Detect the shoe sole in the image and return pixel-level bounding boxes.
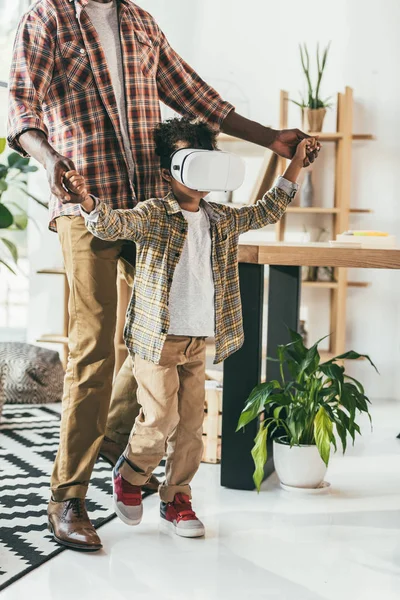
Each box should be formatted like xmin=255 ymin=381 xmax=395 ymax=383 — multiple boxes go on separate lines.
xmin=111 ymin=473 xmax=143 ymax=527
xmin=47 ymin=521 xmax=102 ymax=552
xmin=160 ymin=518 xmax=205 ymax=538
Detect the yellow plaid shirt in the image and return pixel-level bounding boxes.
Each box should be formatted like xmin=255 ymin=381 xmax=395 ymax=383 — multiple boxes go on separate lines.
xmin=85 ymin=187 xmax=291 ymax=364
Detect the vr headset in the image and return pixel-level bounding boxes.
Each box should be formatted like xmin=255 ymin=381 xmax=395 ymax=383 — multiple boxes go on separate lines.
xmin=170 ymin=148 xmax=245 ymax=192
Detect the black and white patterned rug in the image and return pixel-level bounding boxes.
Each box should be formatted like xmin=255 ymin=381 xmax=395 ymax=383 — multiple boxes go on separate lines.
xmin=0 ymin=404 xmax=165 ymax=592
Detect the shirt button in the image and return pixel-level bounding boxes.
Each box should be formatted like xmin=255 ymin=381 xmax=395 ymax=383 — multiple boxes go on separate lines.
xmin=80 ymin=48 xmax=86 ymax=55
xmin=175 ymin=252 xmax=179 ymax=258
xmin=181 ymin=229 xmax=185 ymax=234
xmin=161 ymin=328 xmax=167 ymax=334
xmin=168 ymin=277 xmax=173 ymax=283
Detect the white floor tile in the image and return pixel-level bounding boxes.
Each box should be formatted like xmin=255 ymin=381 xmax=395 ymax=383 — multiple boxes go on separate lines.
xmin=2 ymin=399 xmax=400 ymax=600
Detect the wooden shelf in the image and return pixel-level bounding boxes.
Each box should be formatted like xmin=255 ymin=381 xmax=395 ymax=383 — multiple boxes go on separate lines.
xmin=350 ymin=208 xmax=373 ymax=214
xmin=37 ymin=334 xmax=68 ymax=345
xmin=37 ymin=268 xmax=66 ymax=275
xmin=286 ymin=207 xmax=340 ymax=214
xmin=303 ymin=281 xmax=338 ymax=289
xmin=303 ymin=280 xmax=371 ymax=289
xmin=218 ymin=132 xmax=374 ymax=144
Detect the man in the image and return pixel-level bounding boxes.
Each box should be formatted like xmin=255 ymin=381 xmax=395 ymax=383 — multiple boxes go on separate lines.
xmin=8 ymin=0 xmax=319 ymax=552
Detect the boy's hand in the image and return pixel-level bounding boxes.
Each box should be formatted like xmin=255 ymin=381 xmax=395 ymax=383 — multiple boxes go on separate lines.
xmin=62 ymin=170 xmax=96 ymax=212
xmin=293 ymin=138 xmax=319 ymax=165
xmin=282 ymin=138 xmax=321 ymax=185
xmin=62 ymin=170 xmax=89 ymax=203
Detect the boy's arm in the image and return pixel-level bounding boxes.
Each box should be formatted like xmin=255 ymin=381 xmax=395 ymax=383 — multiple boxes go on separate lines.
xmin=63 ymin=171 xmax=150 ymax=243
xmin=83 ymin=200 xmax=150 ymax=243
xmin=230 ymin=138 xmax=315 ymax=235
xmin=230 ymin=179 xmax=297 ymax=236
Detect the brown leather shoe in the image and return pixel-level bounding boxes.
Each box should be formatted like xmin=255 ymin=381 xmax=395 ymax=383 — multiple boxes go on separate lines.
xmin=99 ymin=437 xmax=160 ymax=493
xmin=48 ymin=498 xmax=102 ymax=552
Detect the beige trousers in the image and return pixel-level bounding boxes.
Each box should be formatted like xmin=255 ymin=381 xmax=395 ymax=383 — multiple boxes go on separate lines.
xmin=51 ymin=216 xmax=139 ymax=501
xmin=119 ymin=336 xmax=206 ymax=503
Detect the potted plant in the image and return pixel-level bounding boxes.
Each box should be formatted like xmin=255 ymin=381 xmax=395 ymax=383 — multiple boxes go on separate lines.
xmin=237 ymin=329 xmax=376 ymax=491
xmin=291 ymin=42 xmax=332 ymax=132
xmin=0 ymin=138 xmax=46 ymax=273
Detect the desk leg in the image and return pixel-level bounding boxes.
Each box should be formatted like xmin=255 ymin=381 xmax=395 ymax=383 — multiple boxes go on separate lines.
xmin=221 ymin=263 xmax=264 ymax=490
xmin=264 ymin=265 xmax=301 ymax=477
xmin=266 ymin=265 xmax=301 ymax=379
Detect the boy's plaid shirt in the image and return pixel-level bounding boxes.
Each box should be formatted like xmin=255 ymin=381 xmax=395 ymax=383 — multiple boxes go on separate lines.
xmin=85 ymin=186 xmax=292 ymax=364
xmin=7 ymin=0 xmax=233 ymax=231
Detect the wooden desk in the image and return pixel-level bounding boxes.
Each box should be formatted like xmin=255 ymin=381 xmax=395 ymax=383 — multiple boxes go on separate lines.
xmin=221 ymin=242 xmax=400 ymax=490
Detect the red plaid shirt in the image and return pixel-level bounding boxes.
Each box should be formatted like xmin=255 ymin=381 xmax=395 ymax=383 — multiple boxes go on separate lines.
xmin=7 ymin=0 xmax=234 ymax=231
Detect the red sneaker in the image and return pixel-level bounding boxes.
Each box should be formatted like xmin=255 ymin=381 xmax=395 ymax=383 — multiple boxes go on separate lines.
xmin=112 ymin=468 xmax=143 ymax=526
xmin=160 ymin=493 xmax=205 ymax=538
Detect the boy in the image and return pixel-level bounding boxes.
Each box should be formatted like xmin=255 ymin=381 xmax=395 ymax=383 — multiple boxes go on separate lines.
xmin=64 ymin=118 xmax=317 ymax=538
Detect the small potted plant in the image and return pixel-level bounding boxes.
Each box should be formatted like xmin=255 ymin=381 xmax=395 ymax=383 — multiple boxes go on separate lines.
xmin=291 ymin=42 xmax=332 ymax=132
xmin=237 ymin=329 xmax=376 ymax=491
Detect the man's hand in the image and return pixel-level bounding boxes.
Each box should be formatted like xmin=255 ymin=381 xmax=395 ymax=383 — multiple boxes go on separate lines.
xmin=44 ymin=153 xmax=77 ymax=203
xmin=269 ymin=129 xmax=320 ymax=166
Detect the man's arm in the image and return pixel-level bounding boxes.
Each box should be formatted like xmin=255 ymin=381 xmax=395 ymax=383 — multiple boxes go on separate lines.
xmin=156 ymin=29 xmax=234 ymax=131
xmin=155 ymin=28 xmax=319 ymax=165
xmin=221 ymin=111 xmax=319 ymax=165
xmin=7 ymin=13 xmax=75 ymax=202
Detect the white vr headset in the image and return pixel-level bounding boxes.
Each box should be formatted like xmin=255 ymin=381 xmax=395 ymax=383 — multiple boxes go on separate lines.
xmin=170 ymin=148 xmax=246 ymax=192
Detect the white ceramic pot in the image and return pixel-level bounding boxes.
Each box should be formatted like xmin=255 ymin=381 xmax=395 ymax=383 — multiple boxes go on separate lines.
xmin=273 ymin=438 xmax=327 ymax=489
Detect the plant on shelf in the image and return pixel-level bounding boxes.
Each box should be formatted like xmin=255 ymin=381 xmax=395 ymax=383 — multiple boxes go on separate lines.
xmin=0 ymin=137 xmax=47 ymax=273
xmin=237 ymin=329 xmax=376 ymax=491
xmin=291 ymin=42 xmax=332 ymax=132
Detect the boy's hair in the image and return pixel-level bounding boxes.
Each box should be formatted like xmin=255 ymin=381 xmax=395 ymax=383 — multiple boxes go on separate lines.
xmin=153 ymin=117 xmax=218 ymax=170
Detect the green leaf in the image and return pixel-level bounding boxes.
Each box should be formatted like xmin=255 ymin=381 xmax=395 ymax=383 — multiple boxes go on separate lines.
xmin=0 ymin=237 xmax=18 ymax=263
xmin=0 ymin=180 xmax=8 ymax=192
xmin=8 ymin=153 xmax=29 ymax=169
xmin=236 ymin=381 xmax=281 ymax=431
xmin=335 ymin=419 xmax=347 ymax=453
xmin=0 ymin=138 xmax=6 ymax=154
xmin=330 ymin=350 xmax=378 ymax=373
xmin=0 ymin=257 xmax=16 ymax=274
xmin=251 ymin=421 xmax=269 ymax=492
xmin=320 ymin=362 xmax=344 ymax=382
xmin=314 ymin=406 xmax=332 ymax=466
xmin=0 ymin=204 xmax=14 ymax=229
xmin=12 ymin=213 xmax=28 ymax=230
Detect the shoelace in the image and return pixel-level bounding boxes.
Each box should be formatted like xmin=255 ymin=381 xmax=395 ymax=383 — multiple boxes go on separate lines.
xmin=64 ymin=498 xmax=84 ymax=520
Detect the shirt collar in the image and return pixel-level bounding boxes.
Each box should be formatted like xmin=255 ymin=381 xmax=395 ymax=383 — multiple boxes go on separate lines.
xmin=163 ymin=192 xmax=221 ymax=224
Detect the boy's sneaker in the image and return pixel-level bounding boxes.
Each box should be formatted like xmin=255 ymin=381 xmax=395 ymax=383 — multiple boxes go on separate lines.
xmin=112 ymin=468 xmax=143 ymax=526
xmin=160 ymin=493 xmax=205 ymax=538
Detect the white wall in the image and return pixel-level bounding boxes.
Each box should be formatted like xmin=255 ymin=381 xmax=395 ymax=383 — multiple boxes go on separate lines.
xmin=26 ymin=0 xmax=400 ymax=399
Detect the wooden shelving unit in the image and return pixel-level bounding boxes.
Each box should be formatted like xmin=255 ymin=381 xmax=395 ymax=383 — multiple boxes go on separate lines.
xmin=219 ymin=87 xmax=374 ymax=357
xmin=276 ymin=87 xmax=374 ymax=356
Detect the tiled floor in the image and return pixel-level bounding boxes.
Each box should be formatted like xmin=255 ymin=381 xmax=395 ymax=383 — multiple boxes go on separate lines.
xmin=3 ymin=399 xmax=400 ymax=600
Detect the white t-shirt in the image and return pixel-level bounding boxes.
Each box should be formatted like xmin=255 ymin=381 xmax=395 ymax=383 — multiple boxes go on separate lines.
xmin=85 ymin=0 xmax=136 ymax=181
xmin=168 ymin=207 xmax=215 ymax=337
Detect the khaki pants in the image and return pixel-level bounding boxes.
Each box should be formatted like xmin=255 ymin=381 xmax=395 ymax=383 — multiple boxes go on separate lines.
xmin=51 ymin=216 xmax=139 ymax=501
xmin=119 ymin=336 xmax=206 ymax=503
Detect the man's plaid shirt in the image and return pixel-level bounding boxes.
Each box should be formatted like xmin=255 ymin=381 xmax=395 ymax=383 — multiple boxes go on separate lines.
xmin=84 ymin=186 xmax=292 ymax=364
xmin=7 ymin=0 xmax=233 ymax=230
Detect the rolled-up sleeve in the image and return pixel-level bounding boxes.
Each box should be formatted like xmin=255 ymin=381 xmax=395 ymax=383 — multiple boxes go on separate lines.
xmin=156 ymin=28 xmax=234 ymax=130
xmin=7 ymin=13 xmax=54 ymax=156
